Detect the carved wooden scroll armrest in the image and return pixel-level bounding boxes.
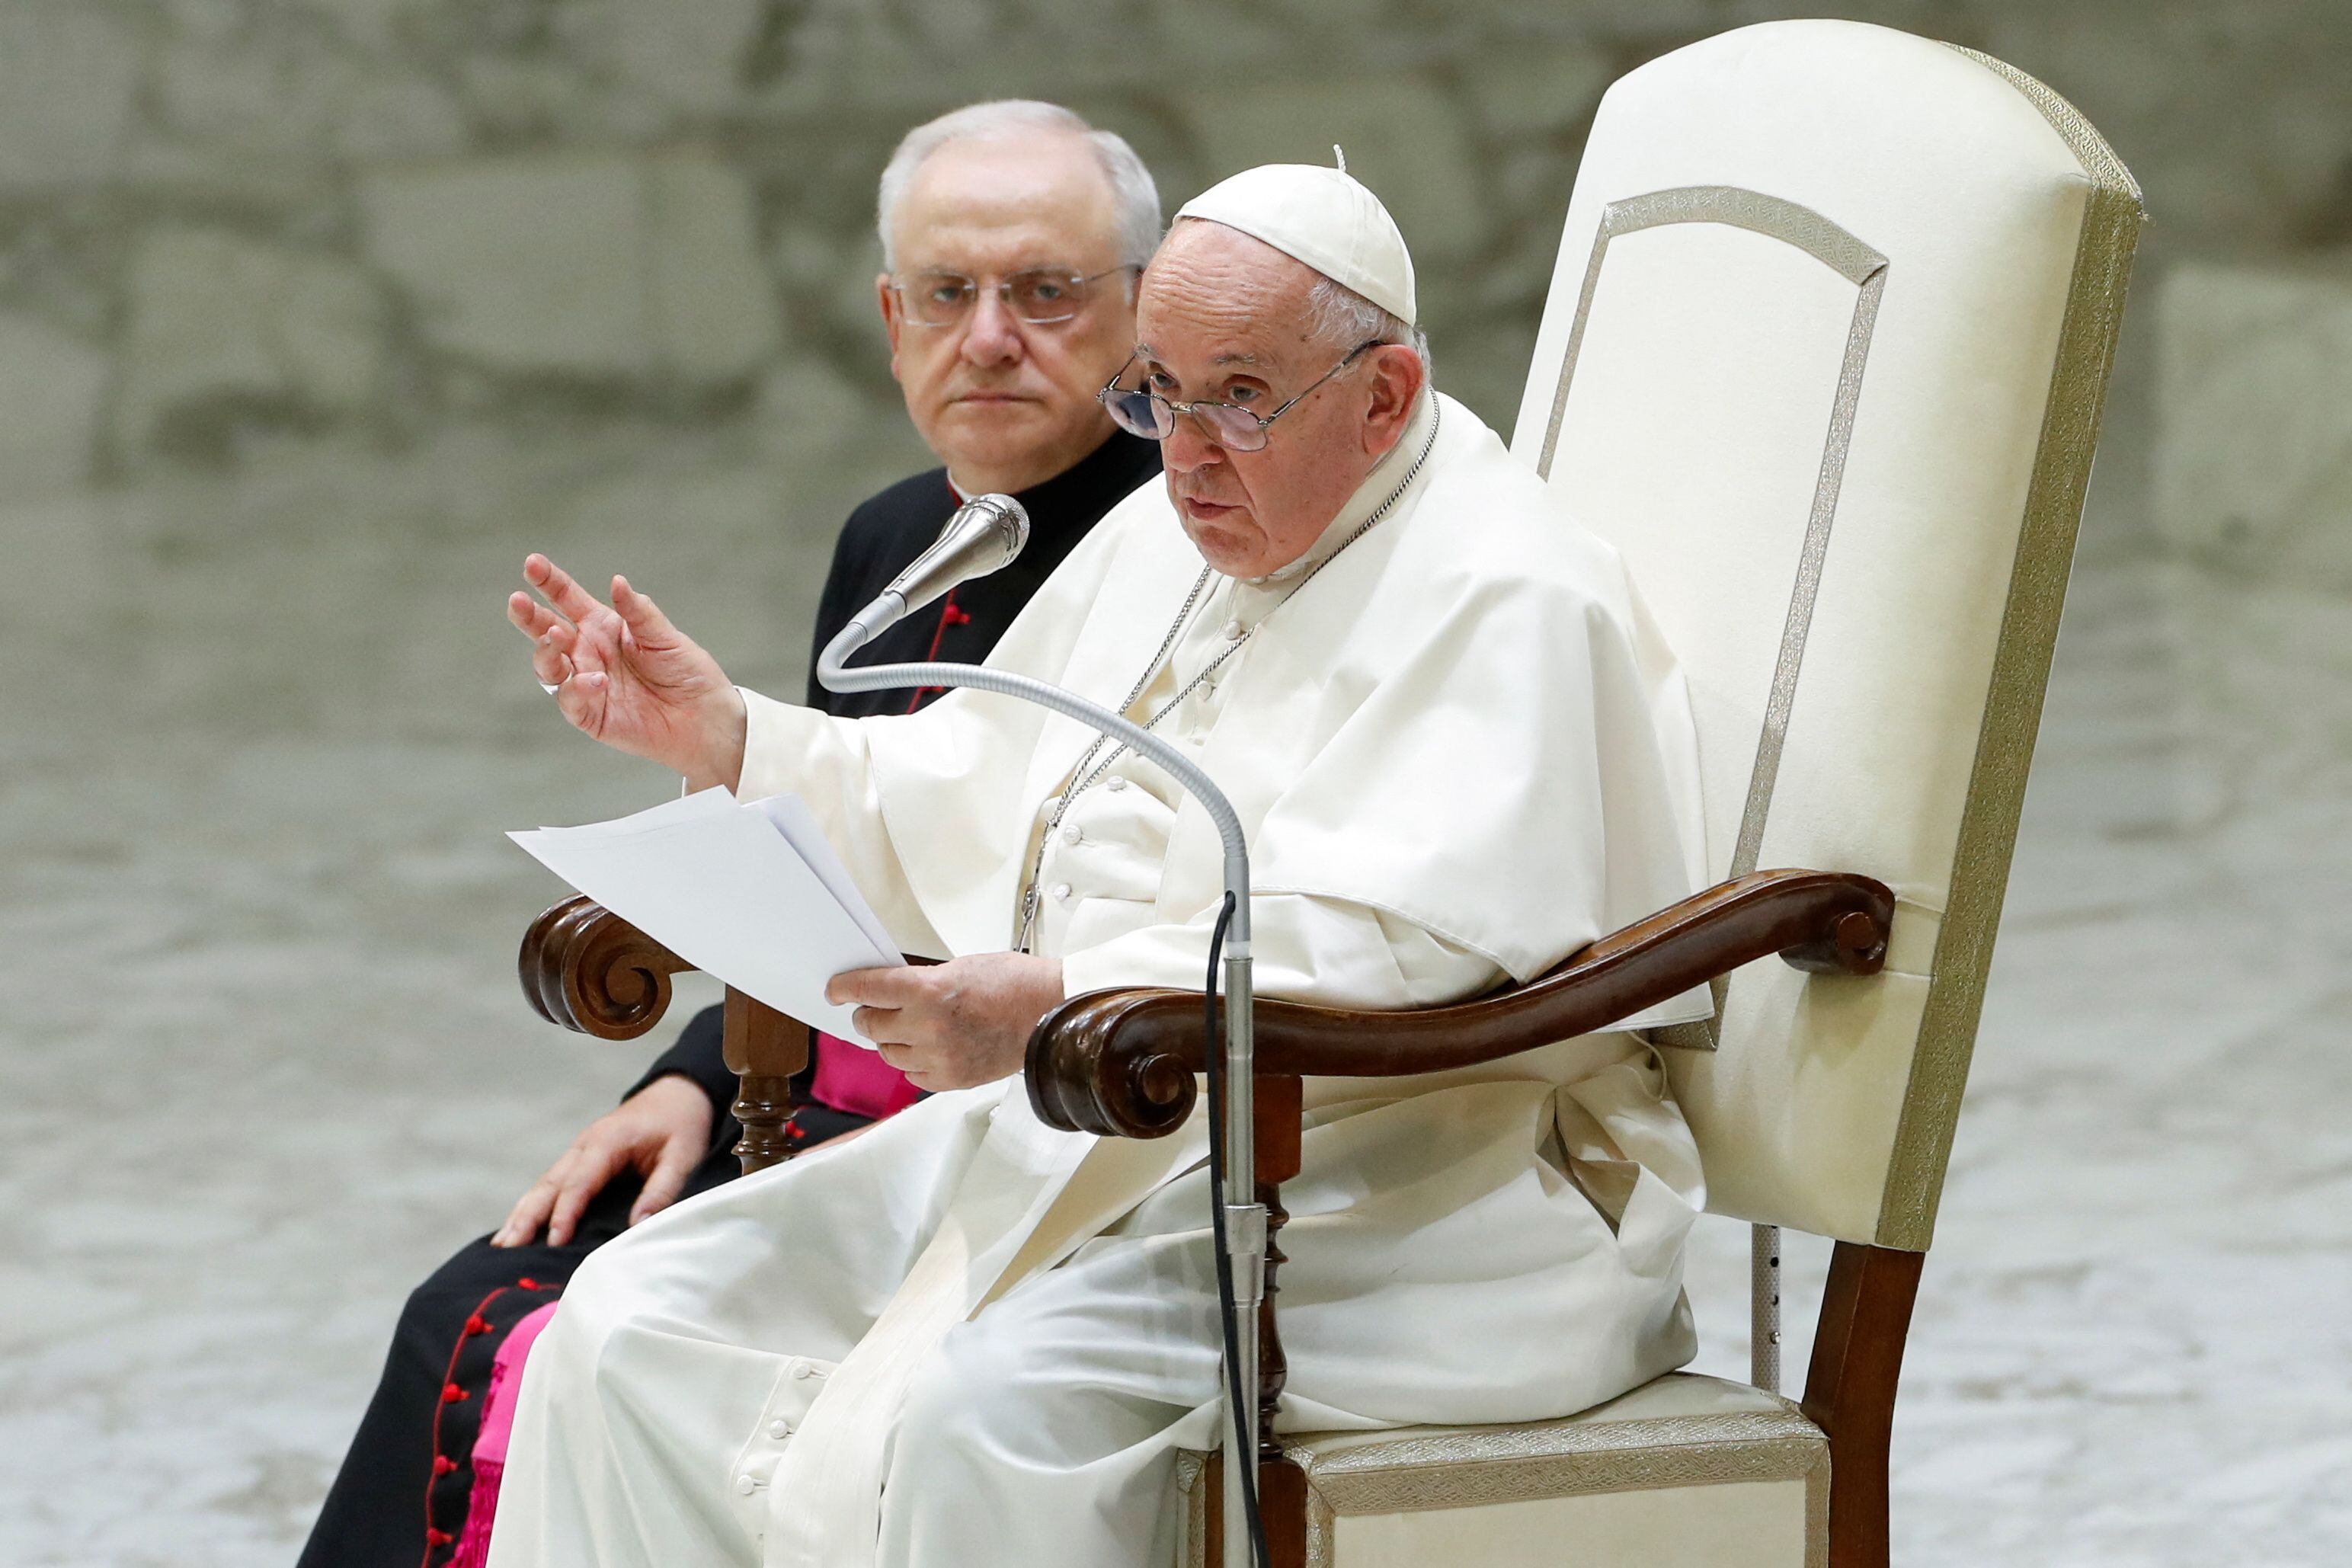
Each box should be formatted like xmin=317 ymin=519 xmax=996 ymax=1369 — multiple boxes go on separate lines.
xmin=519 ymin=893 xmax=698 ymax=1040
xmin=1026 ymin=867 xmax=1893 ymax=1139
xmin=517 ymin=894 xmax=809 ymax=1172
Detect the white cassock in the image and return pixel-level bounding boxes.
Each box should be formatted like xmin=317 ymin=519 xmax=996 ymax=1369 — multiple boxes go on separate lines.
xmin=487 ymin=389 xmax=1714 ymax=1568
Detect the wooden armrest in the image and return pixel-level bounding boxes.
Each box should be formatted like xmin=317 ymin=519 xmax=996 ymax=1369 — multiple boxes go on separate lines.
xmin=519 ymin=893 xmax=698 ymax=1040
xmin=519 ymin=895 xmax=811 ymax=1171
xmin=1026 ymin=868 xmax=1893 ymax=1139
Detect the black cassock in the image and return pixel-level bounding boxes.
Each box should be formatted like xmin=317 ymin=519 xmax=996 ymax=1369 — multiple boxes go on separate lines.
xmin=299 ymin=431 xmax=1161 ymax=1568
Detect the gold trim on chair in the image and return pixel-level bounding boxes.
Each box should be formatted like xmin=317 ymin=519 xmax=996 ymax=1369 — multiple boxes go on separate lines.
xmin=1534 ymin=185 xmax=1890 ymax=1052
xmin=1872 ymin=48 xmax=2149 ymax=1251
xmin=1294 ymin=1407 xmax=1826 ymax=1510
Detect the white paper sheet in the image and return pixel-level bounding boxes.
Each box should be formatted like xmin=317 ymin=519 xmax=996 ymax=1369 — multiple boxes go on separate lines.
xmin=747 ymin=792 xmax=903 ymax=962
xmin=510 ymin=789 xmax=903 ymax=1047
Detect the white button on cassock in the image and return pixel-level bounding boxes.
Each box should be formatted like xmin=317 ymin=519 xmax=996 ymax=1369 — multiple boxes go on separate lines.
xmin=1223 ymin=618 xmax=1244 ymax=641
xmin=1051 ymin=882 xmax=1073 ymax=901
xmin=1061 ymin=824 xmax=1082 ymax=846
xmin=735 ymin=1474 xmax=757 ymax=1496
xmin=769 ymin=1419 xmax=792 ymax=1439
xmin=1105 ymin=776 xmax=1128 ymax=792
xmin=791 ymin=1363 xmax=816 ymax=1381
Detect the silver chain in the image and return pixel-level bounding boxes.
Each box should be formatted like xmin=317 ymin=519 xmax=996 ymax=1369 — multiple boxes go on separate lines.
xmin=1016 ymin=402 xmax=1443 ymax=949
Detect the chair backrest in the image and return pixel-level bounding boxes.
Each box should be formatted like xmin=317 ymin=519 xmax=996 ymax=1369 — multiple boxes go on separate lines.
xmin=1511 ymin=21 xmax=2142 ymax=1250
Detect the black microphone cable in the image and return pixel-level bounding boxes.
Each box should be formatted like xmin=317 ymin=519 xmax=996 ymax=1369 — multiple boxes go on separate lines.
xmin=1203 ymin=891 xmax=1269 ymax=1568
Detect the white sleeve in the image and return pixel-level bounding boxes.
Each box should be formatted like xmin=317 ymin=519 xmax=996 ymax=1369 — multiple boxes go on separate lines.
xmin=1057 ymin=891 xmax=1502 ymax=1010
xmin=736 ymin=686 xmax=949 ymax=957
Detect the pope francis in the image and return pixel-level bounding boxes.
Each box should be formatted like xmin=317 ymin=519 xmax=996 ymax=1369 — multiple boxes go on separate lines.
xmin=493 ymin=163 xmax=1713 ymax=1568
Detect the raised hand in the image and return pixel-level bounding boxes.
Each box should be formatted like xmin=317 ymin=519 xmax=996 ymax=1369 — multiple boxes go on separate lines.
xmin=825 ymin=952 xmax=1067 ymax=1092
xmin=507 ymin=554 xmax=747 ymax=789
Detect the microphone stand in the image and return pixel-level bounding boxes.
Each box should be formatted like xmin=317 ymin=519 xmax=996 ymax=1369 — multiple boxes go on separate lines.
xmin=817 ymin=582 xmax=1267 ymax=1568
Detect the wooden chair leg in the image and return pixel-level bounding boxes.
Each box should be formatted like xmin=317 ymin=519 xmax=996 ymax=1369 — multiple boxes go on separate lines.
xmin=1205 ymin=1454 xmax=1310 ymax=1568
xmin=722 ymin=987 xmax=807 ymax=1174
xmin=1256 ymin=1075 xmax=1310 ymax=1567
xmin=1256 ymin=1457 xmax=1309 ymax=1568
xmin=1199 ymin=1073 xmax=1310 ymax=1567
xmin=1801 ymin=1241 xmax=1925 ymax=1568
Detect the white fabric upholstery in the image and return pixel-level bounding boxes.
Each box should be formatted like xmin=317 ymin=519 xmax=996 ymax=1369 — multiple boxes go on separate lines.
xmin=1328 ymin=1480 xmax=1812 ymax=1568
xmin=1179 ymin=1374 xmax=1826 ymax=1568
xmin=1508 ymin=20 xmax=2142 ymax=1246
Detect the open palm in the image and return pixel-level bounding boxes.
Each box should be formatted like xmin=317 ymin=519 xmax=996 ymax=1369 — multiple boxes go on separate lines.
xmin=507 ymin=554 xmax=744 ymax=786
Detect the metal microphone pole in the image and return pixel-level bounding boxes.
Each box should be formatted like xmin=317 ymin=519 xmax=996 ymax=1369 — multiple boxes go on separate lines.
xmin=814 ymin=501 xmax=1263 ymax=1568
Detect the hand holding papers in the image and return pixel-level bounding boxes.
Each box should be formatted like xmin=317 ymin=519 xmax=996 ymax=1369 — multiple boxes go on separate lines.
xmin=510 ymin=789 xmax=903 ymax=1047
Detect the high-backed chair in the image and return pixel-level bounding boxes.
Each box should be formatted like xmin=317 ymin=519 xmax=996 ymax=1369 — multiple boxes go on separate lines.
xmin=521 ymin=20 xmax=2142 ymax=1568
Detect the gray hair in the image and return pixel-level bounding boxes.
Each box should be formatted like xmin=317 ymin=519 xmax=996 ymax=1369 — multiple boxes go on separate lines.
xmin=1304 ymin=275 xmax=1434 ymax=379
xmin=876 ymin=101 xmax=1162 ymax=277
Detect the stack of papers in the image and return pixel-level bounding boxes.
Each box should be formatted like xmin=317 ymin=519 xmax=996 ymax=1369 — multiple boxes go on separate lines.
xmin=510 ymin=789 xmax=902 ymax=1047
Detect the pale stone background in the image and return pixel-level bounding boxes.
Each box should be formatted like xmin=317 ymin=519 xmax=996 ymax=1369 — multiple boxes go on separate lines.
xmin=1 ymin=2 xmax=2347 ymax=1564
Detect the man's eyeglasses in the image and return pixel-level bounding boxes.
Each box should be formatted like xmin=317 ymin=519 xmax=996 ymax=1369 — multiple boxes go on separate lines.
xmin=890 ymin=265 xmax=1138 ymax=328
xmin=1097 ymin=340 xmax=1382 ymax=453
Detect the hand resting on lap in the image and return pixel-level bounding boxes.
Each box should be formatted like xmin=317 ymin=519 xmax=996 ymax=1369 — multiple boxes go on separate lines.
xmin=493 ymin=1074 xmax=714 ymax=1247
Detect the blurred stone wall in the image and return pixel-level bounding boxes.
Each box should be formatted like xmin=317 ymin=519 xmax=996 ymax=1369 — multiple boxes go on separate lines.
xmin=0 ymin=1 xmax=2339 ymax=494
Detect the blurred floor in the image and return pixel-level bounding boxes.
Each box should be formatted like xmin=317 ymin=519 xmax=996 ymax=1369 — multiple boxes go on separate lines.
xmin=2 ymin=431 xmax=2348 ymax=1566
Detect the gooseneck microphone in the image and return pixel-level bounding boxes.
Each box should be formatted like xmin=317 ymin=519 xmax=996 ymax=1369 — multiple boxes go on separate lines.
xmin=844 ymin=491 xmax=1032 ymax=646
xmin=817 ymin=496 xmax=1270 ymax=1568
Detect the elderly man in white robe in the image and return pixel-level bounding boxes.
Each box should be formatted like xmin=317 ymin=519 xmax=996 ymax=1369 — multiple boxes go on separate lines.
xmin=491 ymin=162 xmax=1711 ymax=1568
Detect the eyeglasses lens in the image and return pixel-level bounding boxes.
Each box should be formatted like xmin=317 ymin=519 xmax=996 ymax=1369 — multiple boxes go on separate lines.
xmin=905 ymin=276 xmax=971 ymax=327
xmin=1004 ymin=270 xmax=1083 ymax=322
xmin=1102 ymin=389 xmax=1172 ymax=440
xmin=1194 ymin=404 xmax=1267 ymax=451
xmin=1098 ymin=388 xmax=1269 ymax=453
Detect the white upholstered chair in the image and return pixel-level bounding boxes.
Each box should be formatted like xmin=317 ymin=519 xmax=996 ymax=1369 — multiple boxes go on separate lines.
xmin=1154 ymin=19 xmax=2145 ymax=1567
xmin=521 ymin=19 xmax=2145 ymax=1568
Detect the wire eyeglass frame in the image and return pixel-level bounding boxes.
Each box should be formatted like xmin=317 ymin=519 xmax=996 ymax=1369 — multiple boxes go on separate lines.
xmin=1097 ymin=338 xmax=1385 ymax=453
xmin=890 ymin=264 xmax=1139 ymax=328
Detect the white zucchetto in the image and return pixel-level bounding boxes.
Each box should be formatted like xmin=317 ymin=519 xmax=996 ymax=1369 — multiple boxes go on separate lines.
xmin=1174 ymin=162 xmax=1418 ymax=327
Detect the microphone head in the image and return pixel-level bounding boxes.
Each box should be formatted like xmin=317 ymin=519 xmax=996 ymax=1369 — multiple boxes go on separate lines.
xmin=885 ymin=493 xmax=1029 ymax=616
